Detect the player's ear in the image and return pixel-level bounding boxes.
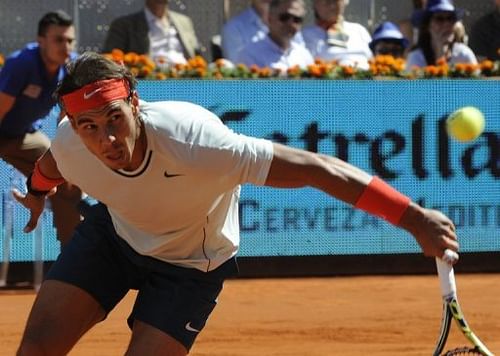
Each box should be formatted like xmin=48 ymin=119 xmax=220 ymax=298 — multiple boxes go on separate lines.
xmin=130 ymin=91 xmax=139 ymax=114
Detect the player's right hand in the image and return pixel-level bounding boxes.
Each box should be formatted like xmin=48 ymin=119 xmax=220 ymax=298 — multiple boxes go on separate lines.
xmin=11 ymin=188 xmax=55 ymax=233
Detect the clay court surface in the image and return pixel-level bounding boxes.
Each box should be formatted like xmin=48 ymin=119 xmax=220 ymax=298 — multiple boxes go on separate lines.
xmin=1 ymin=274 xmax=498 ymax=355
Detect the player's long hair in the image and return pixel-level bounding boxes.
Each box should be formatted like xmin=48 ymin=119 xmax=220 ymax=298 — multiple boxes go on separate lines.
xmin=54 ymin=51 xmax=137 ymax=107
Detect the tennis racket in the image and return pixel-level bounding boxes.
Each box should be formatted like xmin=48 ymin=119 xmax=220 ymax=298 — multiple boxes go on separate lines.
xmin=433 ymin=249 xmax=494 ymax=356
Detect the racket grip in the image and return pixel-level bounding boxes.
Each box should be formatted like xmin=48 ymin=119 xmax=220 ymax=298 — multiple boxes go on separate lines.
xmin=435 ymin=249 xmax=458 ymax=299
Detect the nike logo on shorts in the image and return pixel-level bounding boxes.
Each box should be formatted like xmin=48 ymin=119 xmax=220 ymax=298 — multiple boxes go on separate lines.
xmin=185 ymin=322 xmax=201 ymax=333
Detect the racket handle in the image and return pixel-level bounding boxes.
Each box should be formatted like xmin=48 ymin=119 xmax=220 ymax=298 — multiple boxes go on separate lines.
xmin=435 ymin=249 xmax=458 ymax=299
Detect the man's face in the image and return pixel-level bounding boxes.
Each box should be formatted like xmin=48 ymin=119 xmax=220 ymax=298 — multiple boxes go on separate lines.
xmin=38 ymin=25 xmax=75 ymax=66
xmin=269 ymin=0 xmax=305 ymax=42
xmin=69 ymin=95 xmax=143 ymax=171
xmin=314 ymin=0 xmax=346 ymax=22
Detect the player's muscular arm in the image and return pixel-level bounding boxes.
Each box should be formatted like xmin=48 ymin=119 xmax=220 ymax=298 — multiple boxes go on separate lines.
xmin=265 ymin=143 xmax=371 ymax=205
xmin=0 ymin=91 xmax=16 ymax=122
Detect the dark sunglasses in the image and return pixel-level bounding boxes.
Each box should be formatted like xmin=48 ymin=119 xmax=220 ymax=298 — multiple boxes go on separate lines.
xmin=278 ymin=13 xmax=304 ymax=24
xmin=432 ymin=14 xmax=457 ymax=23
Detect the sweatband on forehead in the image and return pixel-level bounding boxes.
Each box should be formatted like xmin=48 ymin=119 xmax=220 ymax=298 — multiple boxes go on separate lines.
xmin=61 ymin=78 xmax=130 ymax=116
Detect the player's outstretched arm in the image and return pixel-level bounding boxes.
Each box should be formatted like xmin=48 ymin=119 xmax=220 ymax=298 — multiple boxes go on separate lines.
xmin=265 ymin=143 xmax=458 ymax=258
xmin=12 ymin=149 xmax=65 ymax=233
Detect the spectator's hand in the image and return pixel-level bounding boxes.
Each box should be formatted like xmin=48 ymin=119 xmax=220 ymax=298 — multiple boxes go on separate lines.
xmin=399 ymin=203 xmax=458 ymax=259
xmin=11 ymin=188 xmax=55 ymax=233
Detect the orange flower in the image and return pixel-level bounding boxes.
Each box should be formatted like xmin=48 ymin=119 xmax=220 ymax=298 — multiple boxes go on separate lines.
xmin=123 ymin=52 xmax=139 ymax=66
xmin=342 ymin=66 xmax=355 ymax=76
xmin=139 ymin=65 xmax=153 ymax=78
xmin=307 ymin=64 xmax=322 ymax=77
xmin=188 ymin=55 xmax=207 ymax=69
xmin=258 ymin=67 xmax=272 ymax=77
xmin=480 ymin=60 xmax=494 ymax=71
xmin=0 ymin=54 xmax=4 ymax=67
xmin=287 ymin=65 xmax=301 ymax=77
xmin=250 ymin=64 xmax=260 ymax=74
xmin=110 ymin=48 xmax=124 ymax=62
xmin=138 ymin=55 xmax=155 ymax=69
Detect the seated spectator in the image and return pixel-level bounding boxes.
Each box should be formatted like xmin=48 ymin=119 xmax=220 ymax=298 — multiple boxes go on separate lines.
xmin=369 ymin=22 xmax=409 ymax=58
xmin=405 ymin=0 xmax=477 ymax=69
xmin=221 ymin=0 xmax=271 ymax=62
xmin=221 ymin=0 xmax=304 ymax=63
xmin=469 ymin=0 xmax=500 ymax=61
xmin=302 ymin=0 xmax=372 ymax=69
xmin=235 ymin=0 xmax=313 ymax=72
xmin=102 ymin=0 xmax=200 ymax=65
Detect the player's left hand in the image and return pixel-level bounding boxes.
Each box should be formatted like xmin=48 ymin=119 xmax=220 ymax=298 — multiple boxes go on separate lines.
xmin=399 ymin=203 xmax=458 ymax=260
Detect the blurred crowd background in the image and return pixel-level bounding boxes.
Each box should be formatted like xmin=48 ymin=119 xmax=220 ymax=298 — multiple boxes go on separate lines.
xmin=0 ymin=0 xmax=497 ymax=63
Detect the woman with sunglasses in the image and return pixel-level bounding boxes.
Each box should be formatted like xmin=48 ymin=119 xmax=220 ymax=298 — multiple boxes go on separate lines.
xmin=405 ymin=0 xmax=477 ymax=69
xmin=302 ymin=0 xmax=372 ymax=69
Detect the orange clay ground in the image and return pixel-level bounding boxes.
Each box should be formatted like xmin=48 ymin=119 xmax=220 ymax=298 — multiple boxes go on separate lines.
xmin=1 ymin=274 xmax=498 ymax=355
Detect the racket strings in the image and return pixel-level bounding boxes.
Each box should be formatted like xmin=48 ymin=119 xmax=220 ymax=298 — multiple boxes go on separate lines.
xmin=443 ymin=346 xmax=483 ymax=355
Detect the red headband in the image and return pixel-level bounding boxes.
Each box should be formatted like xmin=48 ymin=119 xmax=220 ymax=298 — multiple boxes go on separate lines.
xmin=61 ymin=78 xmax=130 ymax=116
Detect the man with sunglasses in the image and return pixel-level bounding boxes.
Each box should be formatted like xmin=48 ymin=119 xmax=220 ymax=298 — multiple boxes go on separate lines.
xmin=405 ymin=0 xmax=477 ymax=69
xmin=235 ymin=0 xmax=313 ymax=72
xmin=0 ymin=10 xmax=82 ymax=246
xmin=221 ymin=0 xmax=305 ymax=63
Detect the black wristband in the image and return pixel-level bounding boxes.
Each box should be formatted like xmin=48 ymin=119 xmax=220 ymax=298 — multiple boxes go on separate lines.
xmin=26 ymin=173 xmax=50 ymax=197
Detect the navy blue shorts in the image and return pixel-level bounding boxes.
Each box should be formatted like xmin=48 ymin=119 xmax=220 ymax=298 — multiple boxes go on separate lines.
xmin=45 ymin=203 xmax=238 ymax=350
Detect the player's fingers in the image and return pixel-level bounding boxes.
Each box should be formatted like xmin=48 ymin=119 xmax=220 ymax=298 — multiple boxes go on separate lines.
xmin=11 ymin=188 xmax=27 ymax=204
xmin=24 ymin=212 xmax=41 ymax=233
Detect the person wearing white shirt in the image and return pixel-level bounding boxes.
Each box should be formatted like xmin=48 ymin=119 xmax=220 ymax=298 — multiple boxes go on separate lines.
xmin=405 ymin=0 xmax=477 ymax=69
xmin=302 ymin=0 xmax=372 ymax=69
xmin=103 ymin=0 xmax=200 ymax=66
xmin=235 ymin=0 xmax=313 ymax=71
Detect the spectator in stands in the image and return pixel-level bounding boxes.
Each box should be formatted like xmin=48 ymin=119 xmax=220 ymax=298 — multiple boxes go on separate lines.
xmin=235 ymin=0 xmax=313 ymax=72
xmin=469 ymin=0 xmax=500 ymax=61
xmin=221 ymin=0 xmax=271 ymax=62
xmin=369 ymin=22 xmax=409 ymax=58
xmin=103 ymin=0 xmax=200 ymax=65
xmin=302 ymin=0 xmax=372 ymax=69
xmin=405 ymin=0 xmax=477 ymax=69
xmin=221 ymin=0 xmax=304 ymax=63
xmin=0 ymin=10 xmax=81 ymax=245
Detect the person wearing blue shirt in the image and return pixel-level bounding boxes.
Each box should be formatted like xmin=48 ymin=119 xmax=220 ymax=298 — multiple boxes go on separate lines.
xmin=235 ymin=0 xmax=313 ymax=71
xmin=0 ymin=10 xmax=81 ymax=245
xmin=222 ymin=0 xmax=305 ymax=63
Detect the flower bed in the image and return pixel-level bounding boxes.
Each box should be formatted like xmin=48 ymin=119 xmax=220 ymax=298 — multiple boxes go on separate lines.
xmin=1 ymin=50 xmax=499 ymax=79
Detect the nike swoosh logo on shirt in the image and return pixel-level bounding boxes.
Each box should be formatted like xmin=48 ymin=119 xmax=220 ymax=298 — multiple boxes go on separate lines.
xmin=185 ymin=322 xmax=201 ymax=333
xmin=164 ymin=170 xmax=183 ymax=178
xmin=83 ymin=88 xmax=102 ymax=99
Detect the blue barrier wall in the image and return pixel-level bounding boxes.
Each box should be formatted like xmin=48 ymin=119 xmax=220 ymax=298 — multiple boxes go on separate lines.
xmin=1 ymin=80 xmax=499 ymax=261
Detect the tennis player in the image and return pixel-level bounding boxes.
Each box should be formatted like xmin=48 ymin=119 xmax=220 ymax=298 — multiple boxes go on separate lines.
xmin=14 ymin=52 xmax=458 ymax=356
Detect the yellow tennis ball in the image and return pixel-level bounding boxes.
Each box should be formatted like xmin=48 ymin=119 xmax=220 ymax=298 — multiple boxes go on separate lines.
xmin=446 ymin=106 xmax=485 ymax=142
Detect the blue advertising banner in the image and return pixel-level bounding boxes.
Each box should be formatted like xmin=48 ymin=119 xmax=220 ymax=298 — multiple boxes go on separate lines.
xmin=1 ymin=80 xmax=499 ymax=261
